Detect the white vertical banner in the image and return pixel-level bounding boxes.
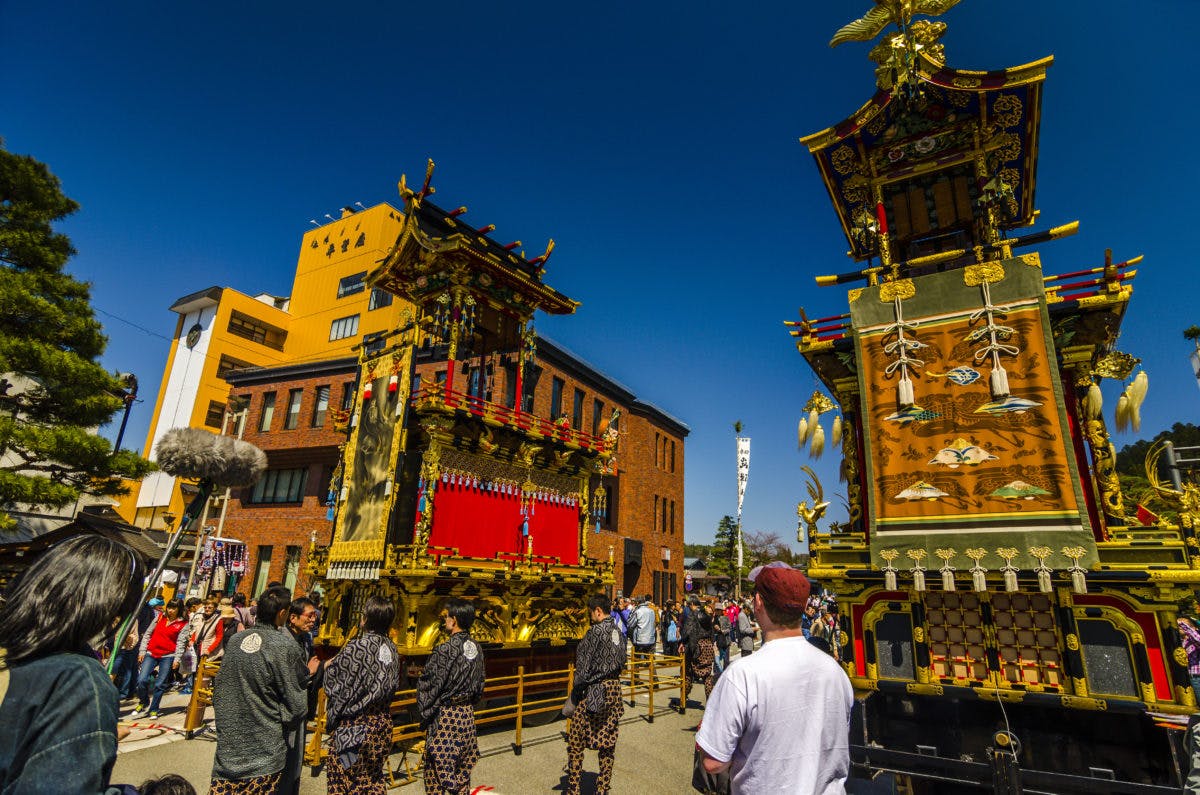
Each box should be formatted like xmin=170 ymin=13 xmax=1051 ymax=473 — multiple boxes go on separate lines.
xmin=736 ymin=437 xmax=751 ymax=515
xmin=736 ymin=436 xmax=750 ymax=577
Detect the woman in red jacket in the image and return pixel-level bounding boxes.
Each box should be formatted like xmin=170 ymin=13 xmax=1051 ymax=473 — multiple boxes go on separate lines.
xmin=132 ymin=598 xmax=188 ymax=719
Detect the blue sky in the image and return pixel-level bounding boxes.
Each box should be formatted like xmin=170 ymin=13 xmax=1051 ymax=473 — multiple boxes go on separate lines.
xmin=4 ymin=2 xmax=1196 ymax=547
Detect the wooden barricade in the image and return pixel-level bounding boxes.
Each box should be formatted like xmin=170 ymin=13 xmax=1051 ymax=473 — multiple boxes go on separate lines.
xmin=626 ymin=651 xmax=687 ymax=721
xmin=183 ymin=657 xmax=220 ymax=738
xmin=191 ymin=650 xmax=688 ymax=789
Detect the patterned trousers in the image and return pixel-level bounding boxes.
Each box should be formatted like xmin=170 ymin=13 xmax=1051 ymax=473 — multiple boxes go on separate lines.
xmin=209 ymin=772 xmax=282 ymax=794
xmin=327 ymin=707 xmax=392 ymax=795
xmin=695 ymin=639 xmax=717 ymax=701
xmin=565 ymin=679 xmax=622 ymax=795
xmin=423 ymin=704 xmax=479 ymax=795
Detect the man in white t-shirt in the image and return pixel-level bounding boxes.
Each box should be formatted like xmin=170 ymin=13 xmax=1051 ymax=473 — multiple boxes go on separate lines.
xmin=696 ymin=562 xmax=853 ymax=794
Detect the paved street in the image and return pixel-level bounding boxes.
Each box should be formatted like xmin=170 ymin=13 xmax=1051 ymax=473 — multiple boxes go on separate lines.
xmin=114 ymin=689 xmax=706 ymax=794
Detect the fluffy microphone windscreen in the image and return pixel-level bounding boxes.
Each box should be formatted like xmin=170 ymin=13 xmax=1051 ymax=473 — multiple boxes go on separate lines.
xmin=155 ymin=428 xmax=268 ymax=487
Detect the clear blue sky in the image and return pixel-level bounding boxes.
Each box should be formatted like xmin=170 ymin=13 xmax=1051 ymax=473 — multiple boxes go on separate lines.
xmin=4 ymin=2 xmax=1197 ymax=548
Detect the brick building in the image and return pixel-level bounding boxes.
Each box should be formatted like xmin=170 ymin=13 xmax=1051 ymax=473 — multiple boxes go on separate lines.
xmin=219 ymin=336 xmax=687 ymax=602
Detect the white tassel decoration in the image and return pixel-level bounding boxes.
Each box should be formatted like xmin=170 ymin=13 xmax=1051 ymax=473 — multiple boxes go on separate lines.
xmin=832 ymin=414 xmax=843 ymax=448
xmin=1003 ymin=568 xmax=1019 ymax=593
xmin=1083 ymin=382 xmax=1102 ymax=420
xmin=972 ymin=569 xmax=987 ymax=592
xmin=806 ymin=409 xmax=819 ymax=443
xmin=797 ymin=417 xmax=808 ymax=450
xmin=1127 ymin=371 xmax=1148 ymax=433
xmin=1070 ymin=568 xmax=1087 ymax=595
xmin=1115 ymin=391 xmax=1131 ymax=433
xmin=990 ymin=366 xmax=1010 ymax=399
xmin=811 ymin=423 xmax=826 ymax=459
xmin=898 ymin=378 xmax=915 ymax=407
xmin=912 ymin=568 xmax=926 ymax=592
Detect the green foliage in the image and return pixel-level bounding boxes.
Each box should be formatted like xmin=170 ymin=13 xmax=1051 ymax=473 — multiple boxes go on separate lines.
xmin=1117 ymin=474 xmax=1178 ymax=524
xmin=1184 ymin=326 xmax=1200 ymax=343
xmin=0 ymin=143 xmax=153 ymax=528
xmin=700 ymin=516 xmax=739 ymax=578
xmin=682 ymin=543 xmax=713 ymax=558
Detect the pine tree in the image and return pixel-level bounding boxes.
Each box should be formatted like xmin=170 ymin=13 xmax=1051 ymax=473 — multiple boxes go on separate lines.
xmin=0 ymin=143 xmax=153 ymax=531
xmin=707 ymin=515 xmax=743 ymax=580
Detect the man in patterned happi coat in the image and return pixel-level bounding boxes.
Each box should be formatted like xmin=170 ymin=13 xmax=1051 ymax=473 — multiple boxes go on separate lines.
xmin=565 ymin=593 xmax=627 ymax=795
xmin=417 ymin=598 xmax=486 ymax=794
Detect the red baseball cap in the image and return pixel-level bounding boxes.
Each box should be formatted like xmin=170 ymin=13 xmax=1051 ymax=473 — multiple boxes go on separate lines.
xmin=749 ymin=561 xmax=810 ymax=611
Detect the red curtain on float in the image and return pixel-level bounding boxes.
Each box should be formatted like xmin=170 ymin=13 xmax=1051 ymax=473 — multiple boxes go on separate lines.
xmin=426 ymin=478 xmax=580 ymax=565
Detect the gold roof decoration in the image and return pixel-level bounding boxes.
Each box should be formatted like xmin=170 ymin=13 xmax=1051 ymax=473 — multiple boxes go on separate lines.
xmin=831 ymin=0 xmax=965 ymax=90
xmin=1093 ymin=351 xmax=1142 ymax=381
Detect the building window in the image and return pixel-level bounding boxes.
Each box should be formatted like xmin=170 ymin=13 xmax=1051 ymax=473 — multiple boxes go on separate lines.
xmin=468 ymin=367 xmax=482 ymax=398
xmin=592 ymin=399 xmax=604 ymax=436
xmin=550 ymin=377 xmax=565 ymax=420
xmin=312 ymin=385 xmax=330 ymax=427
xmin=252 ymin=546 xmax=273 ymax=596
xmin=232 ymin=396 xmax=250 ymax=436
xmin=572 ymin=388 xmax=584 ymax=429
xmin=670 ymin=500 xmax=676 ymax=534
xmin=284 ymin=389 xmax=303 ymax=430
xmin=228 ymin=311 xmax=284 ymax=350
xmin=670 ymin=440 xmax=676 ymax=474
xmin=259 ymin=392 xmax=276 ymax=432
xmin=655 ymin=433 xmax=661 ymax=468
xmin=340 ymin=382 xmax=355 ymax=411
xmin=216 ymin=354 xmax=253 ymax=379
xmin=435 ymin=370 xmax=447 ymax=387
xmin=329 ymin=314 xmax=360 ymax=341
xmin=337 ymin=271 xmax=367 ymax=298
xmin=249 ymin=467 xmax=309 ymax=504
xmin=283 ymin=546 xmax=302 ymax=591
xmin=654 ymin=495 xmax=660 ymax=533
xmin=368 ymin=287 xmax=393 ymax=310
xmin=412 ymin=373 xmax=422 ymax=396
xmin=204 ymin=400 xmax=226 ymax=429
xmin=504 ymin=368 xmax=517 ymax=409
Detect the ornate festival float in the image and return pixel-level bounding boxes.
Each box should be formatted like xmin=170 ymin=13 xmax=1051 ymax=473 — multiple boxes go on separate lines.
xmin=787 ymin=3 xmax=1197 ymax=791
xmin=309 ymin=162 xmax=617 ymax=674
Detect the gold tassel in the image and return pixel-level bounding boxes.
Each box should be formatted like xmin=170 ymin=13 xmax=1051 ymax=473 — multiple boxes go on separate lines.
xmin=831 ymin=414 xmax=843 ymax=448
xmin=797 ymin=417 xmax=808 ymax=450
xmin=1082 ymin=382 xmax=1102 ymax=420
xmin=1115 ymin=391 xmax=1130 ymax=433
xmin=811 ymin=423 xmax=826 ymax=458
xmin=806 ymin=408 xmax=819 ymax=443
xmin=839 ymin=459 xmax=848 ymax=483
xmin=1127 ymin=371 xmax=1148 ymax=433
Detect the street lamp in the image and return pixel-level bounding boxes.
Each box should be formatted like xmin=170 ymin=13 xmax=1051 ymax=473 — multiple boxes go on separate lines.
xmin=112 ymin=373 xmax=139 ymax=455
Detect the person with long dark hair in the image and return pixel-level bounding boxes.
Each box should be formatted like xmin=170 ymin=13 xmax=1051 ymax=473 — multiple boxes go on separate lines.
xmin=693 ymin=602 xmax=717 ymax=701
xmin=323 ymin=595 xmax=402 ymax=795
xmin=0 ymin=535 xmax=145 ymax=793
